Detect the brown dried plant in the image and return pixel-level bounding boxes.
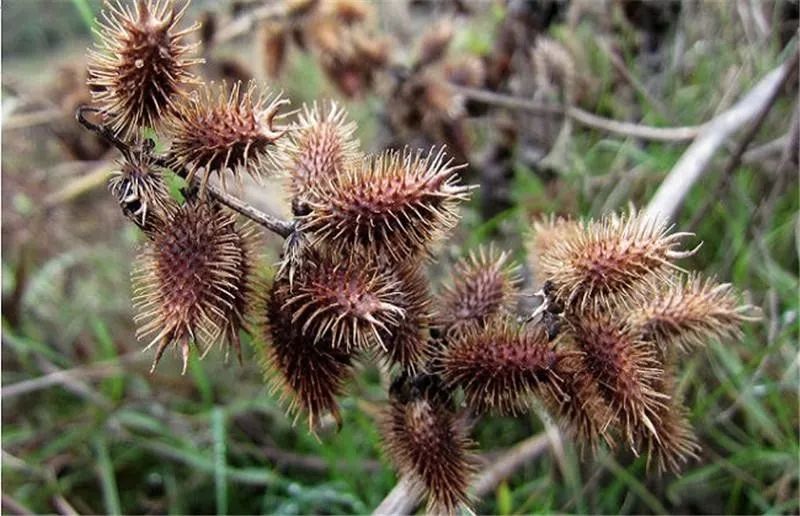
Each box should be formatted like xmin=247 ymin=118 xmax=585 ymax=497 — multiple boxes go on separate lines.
xmin=77 ymin=0 xmax=759 ymax=511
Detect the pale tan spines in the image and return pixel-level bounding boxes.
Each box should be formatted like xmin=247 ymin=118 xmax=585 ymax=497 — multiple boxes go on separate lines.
xmin=436 ymin=245 xmax=521 ymax=335
xmin=380 ymin=264 xmax=434 ymax=373
xmin=275 ymin=101 xmax=360 ymax=198
xmin=282 ymin=251 xmax=406 ymax=351
xmin=567 ymin=311 xmax=667 ymax=446
xmin=541 ymin=348 xmax=615 ymax=451
xmin=108 ymin=143 xmax=172 ymax=232
xmin=438 ymin=317 xmax=562 ymax=415
xmin=630 ymin=274 xmax=760 ymax=353
xmin=132 ymin=201 xmax=247 ymax=374
xmin=166 ymin=81 xmax=289 ymax=192
xmin=538 ymin=212 xmax=699 ymax=309
xmin=259 ymin=276 xmax=355 ymax=431
xmin=88 ymin=0 xmax=203 ymax=137
xmin=300 ymin=147 xmax=472 ymax=263
xmin=380 ymin=375 xmax=476 ymax=515
xmin=526 ymin=215 xmax=575 ymax=284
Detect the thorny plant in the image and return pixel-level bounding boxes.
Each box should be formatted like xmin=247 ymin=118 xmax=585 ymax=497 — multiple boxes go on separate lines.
xmin=77 ymin=1 xmax=760 ymax=513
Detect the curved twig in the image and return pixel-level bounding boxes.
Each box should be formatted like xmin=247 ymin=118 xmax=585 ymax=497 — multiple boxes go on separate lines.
xmin=74 ymin=106 xmax=295 ymax=238
xmin=454 ymin=86 xmax=704 ymax=142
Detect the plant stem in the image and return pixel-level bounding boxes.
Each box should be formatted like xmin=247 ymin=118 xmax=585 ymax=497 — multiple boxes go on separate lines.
xmin=75 ymin=106 xmax=295 ymax=239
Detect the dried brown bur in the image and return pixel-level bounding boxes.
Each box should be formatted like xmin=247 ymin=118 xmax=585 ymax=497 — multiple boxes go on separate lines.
xmin=566 ymin=310 xmax=667 ymax=448
xmin=540 ymin=349 xmax=615 ymax=451
xmin=108 ymin=141 xmax=172 ymax=232
xmin=132 ymin=201 xmax=252 ymax=373
xmin=633 ymin=373 xmax=700 ymax=474
xmin=275 ymin=101 xmax=360 ymax=198
xmin=630 ymin=274 xmax=760 ymax=353
xmin=538 ymin=213 xmax=700 ymax=309
xmin=166 ymin=81 xmax=289 ymax=192
xmin=301 ymin=147 xmax=472 ymax=263
xmin=438 ymin=317 xmax=563 ymax=415
xmin=381 ymin=374 xmax=476 ymax=515
xmin=88 ymin=0 xmax=202 ymax=137
xmin=260 ymin=275 xmax=355 ymax=431
xmin=282 ymin=250 xmax=406 ymax=351
xmin=379 ymin=264 xmax=434 ymax=373
xmin=436 ymin=245 xmax=521 ymax=335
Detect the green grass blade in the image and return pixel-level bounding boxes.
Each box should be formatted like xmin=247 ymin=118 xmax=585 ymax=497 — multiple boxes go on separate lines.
xmin=70 ymin=0 xmax=95 ymax=33
xmin=212 ymin=407 xmax=228 ymax=515
xmin=93 ymin=436 xmax=121 ymax=516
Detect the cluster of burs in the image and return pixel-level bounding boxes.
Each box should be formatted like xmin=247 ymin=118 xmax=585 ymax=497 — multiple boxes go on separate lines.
xmin=81 ymin=1 xmax=757 ymax=512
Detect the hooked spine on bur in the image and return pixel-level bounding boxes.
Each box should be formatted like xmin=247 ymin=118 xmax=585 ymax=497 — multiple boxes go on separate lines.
xmin=436 ymin=244 xmax=522 ymax=335
xmin=166 ymin=80 xmax=289 ymax=192
xmin=88 ymin=0 xmax=203 ymax=138
xmin=76 ymin=0 xmax=762 ymax=510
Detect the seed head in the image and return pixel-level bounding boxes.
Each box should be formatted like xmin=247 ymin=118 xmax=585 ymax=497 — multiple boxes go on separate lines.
xmin=436 ymin=245 xmax=521 ymax=335
xmin=88 ymin=0 xmax=202 ymax=138
xmin=275 ymin=101 xmax=360 ymax=198
xmin=631 ymin=274 xmax=760 ymax=353
xmin=132 ymin=201 xmax=248 ymax=374
xmin=219 ymin=222 xmax=261 ymax=364
xmin=640 ymin=400 xmax=699 ymax=474
xmin=108 ymin=141 xmax=172 ymax=233
xmin=540 ymin=348 xmax=614 ymax=451
xmin=526 ymin=215 xmax=575 ymax=283
xmin=166 ymin=81 xmax=289 ymax=192
xmin=438 ymin=317 xmax=561 ymax=415
xmin=538 ymin=212 xmax=699 ymax=309
xmin=301 ymin=147 xmax=472 ymax=262
xmin=260 ymin=276 xmax=355 ymax=430
xmin=380 ymin=265 xmax=434 ymax=373
xmin=567 ymin=311 xmax=667 ymax=445
xmin=282 ymin=250 xmax=406 ymax=350
xmin=381 ymin=374 xmax=476 ymax=515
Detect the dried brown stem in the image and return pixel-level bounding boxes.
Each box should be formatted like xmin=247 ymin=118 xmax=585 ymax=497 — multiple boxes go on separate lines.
xmin=454 ymin=86 xmax=704 ymax=142
xmin=75 ymin=105 xmax=295 ymax=239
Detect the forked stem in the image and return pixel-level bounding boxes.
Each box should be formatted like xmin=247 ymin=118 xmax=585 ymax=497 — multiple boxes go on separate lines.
xmin=75 ymin=105 xmax=294 ymax=238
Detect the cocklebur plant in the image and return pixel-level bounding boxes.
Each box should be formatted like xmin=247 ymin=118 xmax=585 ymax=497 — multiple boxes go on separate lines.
xmin=78 ymin=1 xmax=759 ymax=513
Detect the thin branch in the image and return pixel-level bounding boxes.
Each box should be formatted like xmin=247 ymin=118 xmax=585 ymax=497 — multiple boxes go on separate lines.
xmin=212 ymin=3 xmax=287 ymax=45
xmin=644 ymin=52 xmax=796 ymax=222
xmin=74 ymin=105 xmax=295 ymax=238
xmin=454 ymin=86 xmax=704 ymax=142
xmin=686 ymin=57 xmax=794 ymax=229
xmin=207 ymin=182 xmax=295 ymax=238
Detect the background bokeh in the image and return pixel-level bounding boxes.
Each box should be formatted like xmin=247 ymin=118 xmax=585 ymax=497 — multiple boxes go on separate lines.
xmin=2 ymin=0 xmax=798 ymax=514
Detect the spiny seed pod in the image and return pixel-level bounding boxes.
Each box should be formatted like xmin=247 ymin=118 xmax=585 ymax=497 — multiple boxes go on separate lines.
xmin=260 ymin=276 xmax=355 ymax=430
xmin=380 ymin=265 xmax=433 ymax=373
xmin=132 ymin=201 xmax=246 ymax=374
xmin=437 ymin=245 xmax=521 ymax=335
xmin=381 ymin=374 xmax=476 ymax=515
xmin=567 ymin=311 xmax=667 ymax=444
xmin=301 ymin=147 xmax=472 ymax=262
xmin=166 ymin=81 xmax=288 ymax=191
xmin=540 ymin=349 xmax=614 ymax=451
xmin=634 ymin=373 xmax=700 ymax=473
xmin=109 ymin=141 xmax=172 ymax=233
xmin=641 ymin=399 xmax=699 ymax=474
xmin=538 ymin=212 xmax=699 ymax=309
xmin=438 ymin=317 xmax=562 ymax=415
xmin=88 ymin=0 xmax=202 ymax=138
xmin=630 ymin=274 xmax=760 ymax=353
xmin=526 ymin=215 xmax=575 ymax=283
xmin=283 ymin=250 xmax=406 ymax=350
xmin=275 ymin=101 xmax=359 ymax=198
xmin=220 ymin=222 xmax=261 ymax=364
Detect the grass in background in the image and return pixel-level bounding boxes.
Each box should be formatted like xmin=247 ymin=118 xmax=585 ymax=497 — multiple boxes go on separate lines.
xmin=2 ymin=1 xmax=798 ymax=514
